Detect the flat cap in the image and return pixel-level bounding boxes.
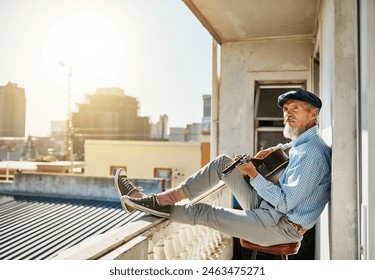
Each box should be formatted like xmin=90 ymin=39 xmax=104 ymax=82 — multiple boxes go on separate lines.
xmin=278 ymin=89 xmax=322 ymax=109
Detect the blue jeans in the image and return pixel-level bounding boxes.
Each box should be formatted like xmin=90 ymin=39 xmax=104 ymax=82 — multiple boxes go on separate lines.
xmin=170 ymin=154 xmax=303 ymax=246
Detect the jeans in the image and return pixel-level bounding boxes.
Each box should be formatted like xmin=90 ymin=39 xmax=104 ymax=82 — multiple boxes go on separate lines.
xmin=170 ymin=154 xmax=302 ymax=246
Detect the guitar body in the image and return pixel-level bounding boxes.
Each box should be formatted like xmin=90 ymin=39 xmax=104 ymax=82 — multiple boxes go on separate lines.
xmin=251 ymin=148 xmax=289 ymax=184
xmin=223 ymin=148 xmax=289 ymax=184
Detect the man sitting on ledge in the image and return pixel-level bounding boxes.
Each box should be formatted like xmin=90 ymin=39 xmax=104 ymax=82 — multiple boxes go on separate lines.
xmin=114 ymin=89 xmax=331 ymax=246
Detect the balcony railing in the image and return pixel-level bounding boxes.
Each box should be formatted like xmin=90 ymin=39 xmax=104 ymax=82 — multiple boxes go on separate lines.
xmin=53 ymin=182 xmax=232 ymax=260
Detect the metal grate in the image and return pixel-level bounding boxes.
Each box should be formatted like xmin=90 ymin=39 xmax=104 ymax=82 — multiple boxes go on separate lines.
xmin=0 ymin=193 xmax=143 ymax=260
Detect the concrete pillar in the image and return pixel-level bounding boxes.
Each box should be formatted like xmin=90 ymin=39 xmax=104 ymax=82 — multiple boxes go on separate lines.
xmin=330 ymin=0 xmax=359 ymax=259
xmin=359 ymin=0 xmax=375 ymax=260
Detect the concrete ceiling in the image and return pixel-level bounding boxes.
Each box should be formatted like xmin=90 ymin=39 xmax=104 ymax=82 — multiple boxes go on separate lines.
xmin=183 ymin=0 xmax=320 ymax=44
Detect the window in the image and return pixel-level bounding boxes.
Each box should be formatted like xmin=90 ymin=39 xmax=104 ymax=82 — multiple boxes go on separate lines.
xmin=109 ymin=165 xmax=127 ymax=176
xmin=154 ymin=168 xmax=172 ymax=191
xmin=254 ymin=83 xmax=305 ymax=152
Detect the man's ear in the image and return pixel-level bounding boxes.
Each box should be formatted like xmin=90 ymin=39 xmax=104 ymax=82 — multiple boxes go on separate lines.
xmin=311 ymin=108 xmax=319 ymax=121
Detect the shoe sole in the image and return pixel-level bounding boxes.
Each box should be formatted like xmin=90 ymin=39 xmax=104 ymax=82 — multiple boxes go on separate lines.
xmin=121 ymin=196 xmax=170 ymax=218
xmin=114 ymin=169 xmax=135 ymax=214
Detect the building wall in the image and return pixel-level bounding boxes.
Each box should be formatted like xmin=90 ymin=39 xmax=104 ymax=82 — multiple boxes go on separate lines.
xmin=359 ymin=0 xmax=375 ymax=260
xmin=214 ymin=0 xmax=373 ymax=260
xmin=316 ymin=0 xmax=335 ymax=260
xmin=0 ymin=82 xmax=26 ymax=137
xmin=73 ymin=90 xmax=150 ymax=141
xmin=0 ymin=173 xmax=164 ymax=201
xmin=302 ymin=0 xmax=373 ymax=260
xmin=169 ymin=127 xmax=185 ymax=141
xmin=216 ymin=35 xmax=328 ymax=257
xmin=218 ymin=38 xmax=314 ymax=156
xmin=71 ymin=88 xmax=151 ymax=160
xmin=319 ymin=0 xmax=358 ymax=260
xmin=84 ymin=140 xmax=205 ymax=188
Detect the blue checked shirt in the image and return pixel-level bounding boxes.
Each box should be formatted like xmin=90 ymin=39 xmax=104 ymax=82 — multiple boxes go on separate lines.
xmin=250 ymin=125 xmax=331 ymax=229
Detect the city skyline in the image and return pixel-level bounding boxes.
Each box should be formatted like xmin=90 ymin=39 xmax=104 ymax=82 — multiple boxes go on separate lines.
xmin=0 ymin=0 xmax=212 ymax=137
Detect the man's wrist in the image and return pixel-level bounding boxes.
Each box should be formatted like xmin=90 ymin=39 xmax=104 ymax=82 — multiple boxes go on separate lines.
xmin=248 ymin=170 xmax=259 ymax=180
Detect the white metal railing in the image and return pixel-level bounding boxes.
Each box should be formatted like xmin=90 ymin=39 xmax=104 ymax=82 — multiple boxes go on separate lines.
xmin=147 ymin=183 xmax=230 ymax=260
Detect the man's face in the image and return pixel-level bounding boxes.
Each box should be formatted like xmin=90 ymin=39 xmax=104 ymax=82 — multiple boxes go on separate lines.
xmin=282 ymin=99 xmax=318 ymax=139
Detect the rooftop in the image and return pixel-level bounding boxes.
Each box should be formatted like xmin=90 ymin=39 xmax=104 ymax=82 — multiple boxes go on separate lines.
xmin=0 ymin=172 xmax=164 ymax=260
xmin=0 ymin=192 xmax=145 ymax=260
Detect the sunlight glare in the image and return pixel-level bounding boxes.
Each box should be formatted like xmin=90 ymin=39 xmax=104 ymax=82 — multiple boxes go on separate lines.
xmin=42 ymin=11 xmax=141 ymax=103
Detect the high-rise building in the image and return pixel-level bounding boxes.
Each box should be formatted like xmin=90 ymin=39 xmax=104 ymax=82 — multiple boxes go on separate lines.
xmin=151 ymin=115 xmax=169 ymax=140
xmin=71 ymin=88 xmax=150 ymax=159
xmin=186 ymin=123 xmax=202 ymax=142
xmin=0 ymin=82 xmax=26 ymax=137
xmin=202 ymin=95 xmax=211 ymax=132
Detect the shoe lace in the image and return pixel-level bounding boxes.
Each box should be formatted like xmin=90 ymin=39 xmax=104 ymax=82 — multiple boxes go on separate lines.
xmin=121 ymin=177 xmax=143 ymax=194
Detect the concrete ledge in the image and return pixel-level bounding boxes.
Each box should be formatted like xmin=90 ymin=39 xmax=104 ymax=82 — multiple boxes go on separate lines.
xmin=0 ymin=173 xmax=165 ymax=201
xmin=99 ymin=235 xmax=149 ymax=260
xmin=52 ymin=215 xmax=167 ymax=260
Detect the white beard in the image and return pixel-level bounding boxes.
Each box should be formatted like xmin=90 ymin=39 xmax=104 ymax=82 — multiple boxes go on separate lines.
xmin=283 ymin=123 xmax=305 ymax=140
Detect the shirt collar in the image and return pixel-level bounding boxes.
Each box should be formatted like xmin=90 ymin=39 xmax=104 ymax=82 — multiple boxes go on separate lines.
xmin=291 ymin=125 xmax=319 ymax=147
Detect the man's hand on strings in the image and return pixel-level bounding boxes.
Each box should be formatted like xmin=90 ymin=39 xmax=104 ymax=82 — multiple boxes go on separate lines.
xmin=253 ymin=147 xmax=274 ymax=159
xmin=237 ymin=160 xmax=258 ymax=179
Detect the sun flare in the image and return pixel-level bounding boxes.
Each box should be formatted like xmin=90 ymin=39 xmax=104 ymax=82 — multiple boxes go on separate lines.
xmin=42 ymin=11 xmax=131 ymax=99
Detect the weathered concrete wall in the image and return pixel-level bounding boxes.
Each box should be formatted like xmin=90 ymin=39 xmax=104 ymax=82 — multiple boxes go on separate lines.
xmin=84 ymin=140 xmax=202 ymax=188
xmin=218 ymin=38 xmax=314 ymax=156
xmin=360 ymin=0 xmax=375 ymax=260
xmin=0 ymin=173 xmax=164 ymax=201
xmin=320 ymin=0 xmax=358 ymax=260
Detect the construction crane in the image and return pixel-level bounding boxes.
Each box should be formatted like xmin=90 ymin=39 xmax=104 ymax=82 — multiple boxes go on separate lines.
xmin=59 ymin=61 xmax=74 ymax=172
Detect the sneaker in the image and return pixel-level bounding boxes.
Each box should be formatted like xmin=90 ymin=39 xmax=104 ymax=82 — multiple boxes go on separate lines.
xmin=121 ymin=194 xmax=171 ymax=218
xmin=114 ymin=168 xmax=144 ymax=213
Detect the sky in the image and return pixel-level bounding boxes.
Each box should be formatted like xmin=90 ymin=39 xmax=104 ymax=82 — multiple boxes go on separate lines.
xmin=0 ymin=0 xmax=212 ymax=136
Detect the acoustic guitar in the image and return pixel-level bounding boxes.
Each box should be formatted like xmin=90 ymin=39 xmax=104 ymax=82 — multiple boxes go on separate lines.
xmin=222 ymin=148 xmax=289 ymax=184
